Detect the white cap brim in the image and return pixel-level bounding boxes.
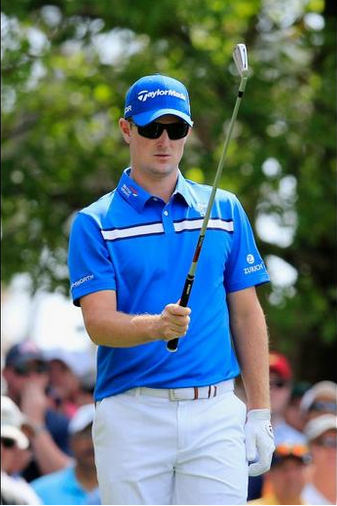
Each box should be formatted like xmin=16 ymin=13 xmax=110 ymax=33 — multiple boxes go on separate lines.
xmin=1 ymin=425 xmax=29 ymax=450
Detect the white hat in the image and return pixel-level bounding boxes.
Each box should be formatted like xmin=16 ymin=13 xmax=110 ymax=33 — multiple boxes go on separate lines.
xmin=1 ymin=396 xmax=29 ymax=450
xmin=300 ymin=381 xmax=337 ymax=413
xmin=304 ymin=414 xmax=337 ymax=441
xmin=68 ymin=404 xmax=95 ymax=435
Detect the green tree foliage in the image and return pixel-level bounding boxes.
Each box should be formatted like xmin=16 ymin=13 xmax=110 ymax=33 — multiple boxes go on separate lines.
xmin=2 ymin=0 xmax=336 ymax=379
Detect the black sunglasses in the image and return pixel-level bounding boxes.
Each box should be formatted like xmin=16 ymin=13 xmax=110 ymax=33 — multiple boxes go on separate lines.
xmin=1 ymin=437 xmax=16 ymax=448
xmin=309 ymin=401 xmax=337 ymax=413
xmin=130 ymin=120 xmax=189 ymax=140
xmin=14 ymin=361 xmax=48 ymax=376
xmin=270 ymin=379 xmax=289 ymax=389
xmin=314 ymin=436 xmax=337 ymax=448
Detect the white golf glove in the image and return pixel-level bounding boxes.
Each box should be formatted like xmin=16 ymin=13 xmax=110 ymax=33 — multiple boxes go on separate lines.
xmin=245 ymin=409 xmax=275 ymax=476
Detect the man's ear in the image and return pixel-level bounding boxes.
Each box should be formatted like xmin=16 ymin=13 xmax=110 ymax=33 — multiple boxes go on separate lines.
xmin=119 ymin=118 xmax=132 ymax=144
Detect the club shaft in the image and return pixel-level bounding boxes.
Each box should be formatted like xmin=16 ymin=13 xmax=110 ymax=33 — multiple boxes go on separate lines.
xmin=166 ymin=75 xmax=248 ymax=352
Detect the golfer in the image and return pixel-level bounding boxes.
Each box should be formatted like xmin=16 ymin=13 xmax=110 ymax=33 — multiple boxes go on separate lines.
xmin=68 ymin=74 xmax=275 ymax=505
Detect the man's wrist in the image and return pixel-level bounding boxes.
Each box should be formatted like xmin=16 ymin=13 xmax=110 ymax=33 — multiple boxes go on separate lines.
xmin=247 ymin=408 xmax=271 ymax=420
xmin=32 ymin=422 xmax=48 ymax=437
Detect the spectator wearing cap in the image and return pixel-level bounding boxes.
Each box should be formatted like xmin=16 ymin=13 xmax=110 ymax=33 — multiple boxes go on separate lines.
xmin=285 ymin=381 xmax=311 ymax=434
xmin=248 ymin=442 xmax=309 ymax=505
xmin=247 ymin=352 xmax=306 ymax=502
xmin=1 ymin=396 xmax=41 ymax=505
xmin=31 ymin=404 xmax=100 ymax=505
xmin=269 ymin=351 xmax=307 ymax=445
xmin=44 ymin=348 xmax=95 ymax=418
xmin=301 ymin=414 xmax=337 ymax=505
xmin=2 ymin=341 xmax=72 ymax=480
xmin=300 ymin=381 xmax=337 ymax=425
xmin=76 ymin=368 xmax=96 ymax=408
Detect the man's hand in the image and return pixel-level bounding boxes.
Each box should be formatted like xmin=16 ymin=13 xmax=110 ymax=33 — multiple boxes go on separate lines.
xmin=245 ymin=409 xmax=275 ymax=476
xmin=155 ymin=302 xmax=191 ymax=342
xmin=20 ymin=374 xmax=49 ymax=425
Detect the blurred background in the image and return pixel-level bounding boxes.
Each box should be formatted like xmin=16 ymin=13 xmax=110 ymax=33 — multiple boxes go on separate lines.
xmin=1 ymin=0 xmax=336 ymax=380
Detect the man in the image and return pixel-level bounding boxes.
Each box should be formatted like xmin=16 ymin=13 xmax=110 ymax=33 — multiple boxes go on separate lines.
xmin=301 ymin=414 xmax=337 ymax=505
xmin=44 ymin=347 xmax=96 ymax=417
xmin=300 ymin=380 xmax=337 ymax=423
xmin=1 ymin=396 xmax=41 ymax=505
xmin=68 ymin=74 xmax=275 ymax=505
xmin=2 ymin=341 xmax=72 ymax=479
xmin=269 ymin=351 xmax=307 ymax=445
xmin=31 ymin=404 xmax=100 ymax=505
xmin=285 ymin=381 xmax=311 ymax=433
xmin=248 ymin=353 xmax=307 ymax=501
xmin=248 ymin=443 xmax=309 ymax=505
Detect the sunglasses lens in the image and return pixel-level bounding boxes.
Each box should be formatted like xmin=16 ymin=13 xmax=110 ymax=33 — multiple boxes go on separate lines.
xmin=1 ymin=438 xmax=16 ymax=448
xmin=14 ymin=361 xmax=47 ymax=375
xmin=276 ymin=444 xmax=308 ymax=457
xmin=135 ymin=121 xmax=189 ymax=140
xmin=138 ymin=123 xmax=162 ymax=139
xmin=309 ymin=401 xmax=337 ymax=413
xmin=315 ymin=437 xmax=337 ymax=448
xmin=36 ymin=363 xmax=48 ymax=374
xmin=270 ymin=380 xmax=287 ymax=388
xmin=166 ymin=123 xmax=189 ymax=140
xmin=14 ymin=364 xmax=27 ymax=375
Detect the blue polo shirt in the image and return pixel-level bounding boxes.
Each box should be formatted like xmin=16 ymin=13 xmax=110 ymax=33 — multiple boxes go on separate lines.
xmin=31 ymin=466 xmax=100 ymax=505
xmin=68 ymin=168 xmax=269 ymax=400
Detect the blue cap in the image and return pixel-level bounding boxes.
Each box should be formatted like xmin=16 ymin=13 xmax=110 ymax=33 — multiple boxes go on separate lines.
xmin=124 ymin=74 xmax=193 ymax=127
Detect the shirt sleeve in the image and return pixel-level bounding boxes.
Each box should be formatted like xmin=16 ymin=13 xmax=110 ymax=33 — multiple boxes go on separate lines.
xmin=224 ymin=196 xmax=270 ymax=293
xmin=68 ymin=211 xmax=116 ymax=306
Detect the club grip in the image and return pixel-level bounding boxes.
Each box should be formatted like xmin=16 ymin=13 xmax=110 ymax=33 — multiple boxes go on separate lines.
xmin=166 ymin=275 xmax=194 ymax=352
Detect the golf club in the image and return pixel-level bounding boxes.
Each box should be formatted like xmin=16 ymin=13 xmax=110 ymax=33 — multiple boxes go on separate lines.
xmin=166 ymin=43 xmax=249 ymax=352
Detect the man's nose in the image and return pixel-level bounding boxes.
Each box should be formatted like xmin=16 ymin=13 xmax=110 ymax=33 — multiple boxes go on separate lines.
xmin=156 ymin=128 xmax=171 ymax=145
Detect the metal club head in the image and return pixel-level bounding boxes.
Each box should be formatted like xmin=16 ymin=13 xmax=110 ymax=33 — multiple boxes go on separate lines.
xmin=233 ymin=44 xmax=249 ymax=78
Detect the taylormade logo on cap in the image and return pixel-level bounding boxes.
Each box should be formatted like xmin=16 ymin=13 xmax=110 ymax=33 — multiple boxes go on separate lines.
xmin=124 ymin=74 xmax=193 ymax=127
xmin=137 ymin=89 xmax=186 ymax=103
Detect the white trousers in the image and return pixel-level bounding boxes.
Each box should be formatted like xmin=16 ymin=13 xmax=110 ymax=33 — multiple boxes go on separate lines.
xmin=92 ymin=383 xmax=248 ymax=505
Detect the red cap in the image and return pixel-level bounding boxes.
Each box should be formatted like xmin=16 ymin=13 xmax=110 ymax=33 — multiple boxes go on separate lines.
xmin=269 ymin=352 xmax=292 ymax=380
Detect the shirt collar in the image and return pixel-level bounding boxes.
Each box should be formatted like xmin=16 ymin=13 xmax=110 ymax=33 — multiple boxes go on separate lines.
xmin=117 ymin=168 xmax=152 ymax=212
xmin=117 ymin=168 xmax=194 ymax=212
xmin=172 ymin=170 xmax=194 ymax=207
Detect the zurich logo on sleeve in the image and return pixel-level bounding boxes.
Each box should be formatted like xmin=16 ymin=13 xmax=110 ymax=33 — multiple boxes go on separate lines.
xmin=246 ymin=254 xmax=255 ymax=264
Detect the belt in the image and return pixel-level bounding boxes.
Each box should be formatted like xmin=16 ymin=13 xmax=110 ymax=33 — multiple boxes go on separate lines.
xmin=125 ymin=380 xmax=234 ymax=401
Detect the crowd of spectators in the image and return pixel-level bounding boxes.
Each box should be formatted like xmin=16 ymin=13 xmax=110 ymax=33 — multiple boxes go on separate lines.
xmin=1 ymin=340 xmax=99 ymax=505
xmin=1 ymin=341 xmax=336 ymax=505
xmin=248 ymin=352 xmax=337 ymax=505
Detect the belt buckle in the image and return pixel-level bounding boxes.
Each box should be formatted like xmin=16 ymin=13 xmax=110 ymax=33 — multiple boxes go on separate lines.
xmin=169 ymin=388 xmax=194 ymax=401
xmin=168 ymin=389 xmax=180 ymax=401
xmin=168 ymin=386 xmax=217 ymax=401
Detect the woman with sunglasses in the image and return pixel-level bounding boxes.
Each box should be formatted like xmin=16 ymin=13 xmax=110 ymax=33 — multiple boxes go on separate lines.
xmin=68 ymin=74 xmax=274 ymax=505
xmin=1 ymin=396 xmax=42 ymax=505
xmin=301 ymin=414 xmax=337 ymax=505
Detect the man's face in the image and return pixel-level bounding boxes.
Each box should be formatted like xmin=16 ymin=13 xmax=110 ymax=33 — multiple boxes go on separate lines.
xmin=310 ymin=429 xmax=337 ymax=469
xmin=48 ymin=360 xmax=80 ymax=399
xmin=1 ymin=438 xmax=17 ymax=472
xmin=270 ymin=372 xmax=292 ymax=416
xmin=119 ymin=115 xmax=190 ymax=180
xmin=270 ymin=458 xmax=306 ymax=500
xmin=70 ymin=425 xmax=95 ymax=469
xmin=3 ymin=360 xmax=49 ymax=401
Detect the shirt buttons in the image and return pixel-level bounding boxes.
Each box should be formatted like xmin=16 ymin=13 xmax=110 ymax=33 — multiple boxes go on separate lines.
xmin=163 ymin=210 xmax=169 ymax=216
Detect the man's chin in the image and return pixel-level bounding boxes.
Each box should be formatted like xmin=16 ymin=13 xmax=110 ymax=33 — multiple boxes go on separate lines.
xmin=148 ymin=163 xmax=177 ymax=177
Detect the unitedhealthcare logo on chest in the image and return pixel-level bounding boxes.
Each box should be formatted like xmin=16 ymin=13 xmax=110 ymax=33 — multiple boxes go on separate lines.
xmin=137 ymin=89 xmax=186 ymax=102
xmin=121 ymin=183 xmax=138 ymax=198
